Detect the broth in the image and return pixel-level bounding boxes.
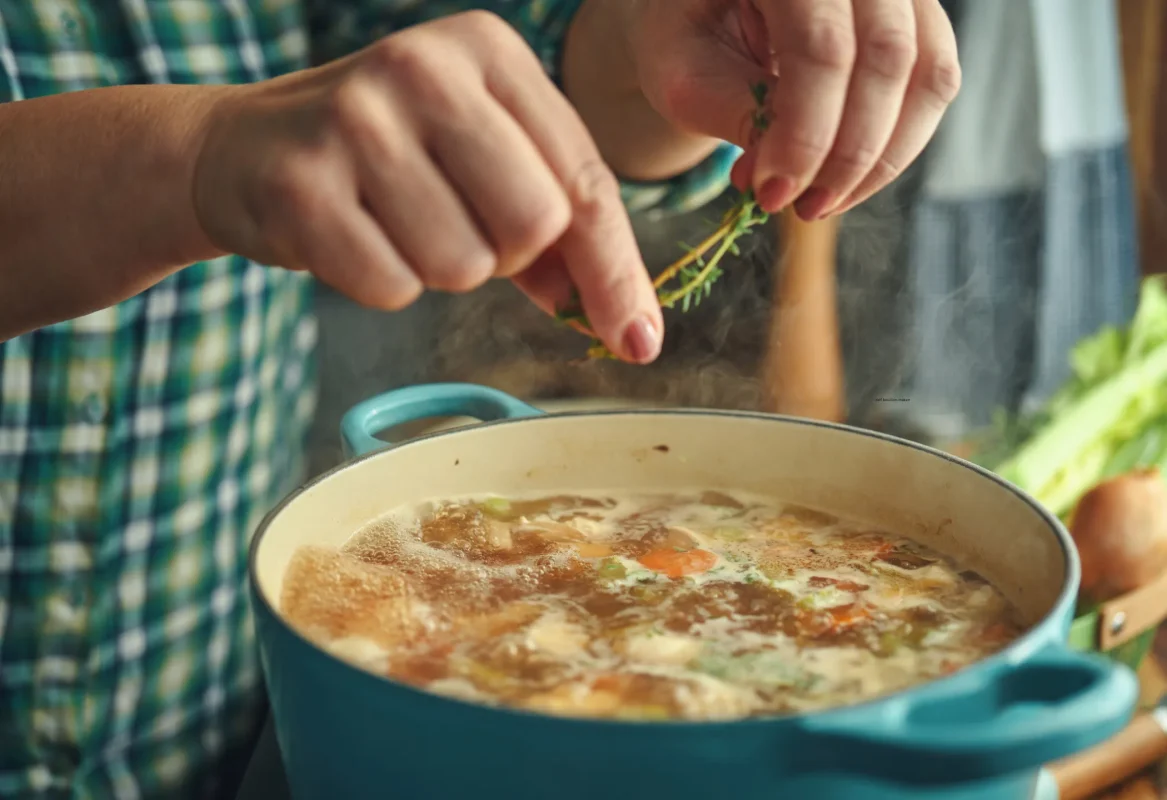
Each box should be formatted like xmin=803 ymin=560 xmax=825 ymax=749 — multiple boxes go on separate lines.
xmin=278 ymin=490 xmax=1026 ymax=721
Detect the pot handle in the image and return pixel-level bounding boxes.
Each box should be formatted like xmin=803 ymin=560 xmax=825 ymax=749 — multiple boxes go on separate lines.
xmin=801 ymin=644 xmax=1138 ymax=785
xmin=341 ymin=383 xmax=543 ymax=456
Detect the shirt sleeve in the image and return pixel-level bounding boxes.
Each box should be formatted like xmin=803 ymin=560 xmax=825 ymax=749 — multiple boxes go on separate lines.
xmin=306 ymin=0 xmax=735 ymax=217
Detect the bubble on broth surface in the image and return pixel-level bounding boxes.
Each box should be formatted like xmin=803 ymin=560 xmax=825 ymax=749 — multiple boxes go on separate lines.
xmin=279 ymin=490 xmax=1028 ymax=722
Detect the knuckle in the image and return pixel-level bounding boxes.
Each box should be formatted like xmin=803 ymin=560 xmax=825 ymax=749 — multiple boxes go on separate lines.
xmin=327 ymin=79 xmax=409 ymax=168
xmin=798 ymin=15 xmax=857 ymax=71
xmin=830 ymin=142 xmax=881 ymax=173
xmin=566 ymin=160 xmax=622 ymax=225
xmin=920 ymin=54 xmax=963 ymax=105
xmin=366 ymin=35 xmax=454 ymax=106
xmin=421 ymin=248 xmax=497 ymax=294
xmin=508 ymin=199 xmax=571 ymax=264
xmin=368 ymin=33 xmax=433 ymax=75
xmin=783 ymin=128 xmax=833 ymax=165
xmin=457 ymin=9 xmax=522 ymax=49
xmin=859 ymin=27 xmax=918 ymax=81
xmin=260 ymin=153 xmax=323 ymax=222
xmin=325 ymin=76 xmax=367 ymax=127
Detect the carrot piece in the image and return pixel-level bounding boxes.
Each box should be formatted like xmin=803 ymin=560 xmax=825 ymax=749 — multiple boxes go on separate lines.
xmin=826 ymin=603 xmax=870 ymax=628
xmin=795 ymin=603 xmax=872 ymax=637
xmin=638 ymin=548 xmax=718 ymax=578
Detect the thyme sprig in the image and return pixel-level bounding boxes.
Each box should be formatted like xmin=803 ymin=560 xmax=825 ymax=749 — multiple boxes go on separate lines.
xmin=555 ymin=81 xmax=773 ymax=361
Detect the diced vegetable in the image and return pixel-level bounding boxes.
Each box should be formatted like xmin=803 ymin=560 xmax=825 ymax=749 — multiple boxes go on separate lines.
xmin=875 ymin=631 xmax=903 ymax=657
xmin=485 ymin=519 xmax=513 ymax=550
xmin=598 ymin=557 xmax=628 ymax=580
xmin=638 ymin=548 xmax=718 ymax=578
xmin=479 ymin=496 xmax=514 ymax=520
xmin=797 ymin=586 xmax=850 ymax=610
xmin=690 ymin=649 xmax=814 ymax=690
xmin=795 ymin=603 xmax=872 ymax=637
xmin=709 ymin=526 xmax=747 ymax=542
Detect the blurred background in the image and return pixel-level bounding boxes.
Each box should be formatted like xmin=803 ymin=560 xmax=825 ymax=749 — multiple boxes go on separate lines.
xmin=304 ymin=0 xmax=1164 ymax=475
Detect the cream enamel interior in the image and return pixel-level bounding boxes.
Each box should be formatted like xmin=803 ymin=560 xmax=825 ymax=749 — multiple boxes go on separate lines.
xmin=254 ymin=413 xmax=1068 ymax=627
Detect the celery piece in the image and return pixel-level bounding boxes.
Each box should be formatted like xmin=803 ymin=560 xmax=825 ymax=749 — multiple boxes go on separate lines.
xmin=598 ymin=558 xmax=627 ymax=581
xmin=479 ymin=496 xmax=512 ymax=520
xmin=996 ymin=343 xmax=1167 ymax=516
xmin=709 ymin=526 xmax=746 ymax=542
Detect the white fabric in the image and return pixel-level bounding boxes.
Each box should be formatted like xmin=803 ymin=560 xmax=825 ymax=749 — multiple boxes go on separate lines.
xmin=923 ymin=0 xmax=1128 ymax=200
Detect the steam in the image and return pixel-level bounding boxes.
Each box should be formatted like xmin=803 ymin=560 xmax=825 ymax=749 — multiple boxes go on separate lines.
xmin=305 ymin=157 xmax=955 ymax=478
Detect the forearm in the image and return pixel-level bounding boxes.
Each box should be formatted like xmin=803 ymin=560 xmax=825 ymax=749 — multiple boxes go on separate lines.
xmin=563 ymin=0 xmax=719 ymax=183
xmin=0 ymin=85 xmax=228 ymax=340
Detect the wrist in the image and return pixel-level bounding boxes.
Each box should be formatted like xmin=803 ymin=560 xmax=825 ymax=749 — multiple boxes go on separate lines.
xmin=174 ymin=85 xmax=241 ymax=264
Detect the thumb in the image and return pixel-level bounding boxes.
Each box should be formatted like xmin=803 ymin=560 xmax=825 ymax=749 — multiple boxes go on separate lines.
xmin=639 ymin=2 xmax=774 ymax=148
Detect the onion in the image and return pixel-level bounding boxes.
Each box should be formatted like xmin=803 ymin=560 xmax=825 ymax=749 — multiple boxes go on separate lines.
xmin=485 ymin=518 xmax=513 ymax=550
xmin=1069 ymin=467 xmax=1167 ymax=602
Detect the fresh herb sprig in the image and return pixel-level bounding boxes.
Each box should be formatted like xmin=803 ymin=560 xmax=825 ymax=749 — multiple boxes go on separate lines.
xmin=555 ymin=82 xmax=774 ymax=361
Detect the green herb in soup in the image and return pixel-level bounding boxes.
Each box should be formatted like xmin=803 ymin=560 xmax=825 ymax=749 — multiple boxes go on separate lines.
xmin=279 ymin=490 xmax=1026 ymax=721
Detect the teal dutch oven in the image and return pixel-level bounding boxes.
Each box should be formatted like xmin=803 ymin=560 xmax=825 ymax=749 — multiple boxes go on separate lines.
xmin=248 ymin=383 xmax=1140 ymax=800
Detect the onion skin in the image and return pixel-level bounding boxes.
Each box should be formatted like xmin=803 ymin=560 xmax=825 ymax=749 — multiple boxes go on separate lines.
xmin=1069 ymin=467 xmax=1167 ymax=602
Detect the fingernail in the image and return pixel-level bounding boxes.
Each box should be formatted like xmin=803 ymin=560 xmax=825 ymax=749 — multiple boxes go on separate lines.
xmin=794 ymin=187 xmax=835 ymax=221
xmin=622 ymin=316 xmax=662 ymax=364
xmin=757 ymin=176 xmax=797 ymax=213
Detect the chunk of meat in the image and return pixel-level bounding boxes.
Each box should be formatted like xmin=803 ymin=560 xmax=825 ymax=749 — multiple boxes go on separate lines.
xmin=878 ymin=548 xmax=935 ymax=570
xmin=808 ymin=576 xmax=869 ymax=592
xmin=619 ymin=630 xmax=702 ymax=666
xmin=514 ymin=520 xmax=586 ymax=543
xmin=665 ymin=581 xmax=796 ymax=635
xmin=524 ymin=613 xmax=590 ymax=658
xmin=419 ymin=504 xmax=519 ymax=562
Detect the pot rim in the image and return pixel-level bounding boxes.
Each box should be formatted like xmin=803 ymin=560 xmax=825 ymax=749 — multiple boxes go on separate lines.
xmin=248 ymin=408 xmax=1079 ymax=730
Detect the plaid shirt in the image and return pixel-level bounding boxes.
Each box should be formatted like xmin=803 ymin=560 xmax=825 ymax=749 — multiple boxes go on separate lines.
xmin=0 ymin=2 xmax=734 ymax=797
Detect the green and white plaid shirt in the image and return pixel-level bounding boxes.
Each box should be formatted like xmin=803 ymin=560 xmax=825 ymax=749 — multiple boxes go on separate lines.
xmin=0 ymin=1 xmax=734 ymax=797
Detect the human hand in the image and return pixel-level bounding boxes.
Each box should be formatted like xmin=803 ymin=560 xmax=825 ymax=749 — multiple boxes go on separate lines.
xmin=628 ymin=0 xmax=962 ymax=219
xmin=192 ymin=11 xmax=663 ymax=363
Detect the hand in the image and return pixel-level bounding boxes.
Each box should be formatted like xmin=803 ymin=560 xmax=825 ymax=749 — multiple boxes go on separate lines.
xmin=192 ymin=11 xmax=664 ymax=363
xmin=628 ymin=0 xmax=962 ymax=219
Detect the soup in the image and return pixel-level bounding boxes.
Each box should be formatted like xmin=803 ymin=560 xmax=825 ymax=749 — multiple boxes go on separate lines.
xmin=278 ymin=490 xmax=1026 ymax=721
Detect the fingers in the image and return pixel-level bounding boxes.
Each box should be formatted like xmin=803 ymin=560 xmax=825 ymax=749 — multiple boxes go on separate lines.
xmin=486 ymin=40 xmax=664 ymax=363
xmin=791 ymin=0 xmax=917 ymax=220
xmin=335 ymin=77 xmax=498 ymax=294
xmin=833 ymin=0 xmax=961 ymax=214
xmin=423 ymin=86 xmax=572 ymax=280
xmin=272 ymin=168 xmax=422 ymax=310
xmin=745 ymin=0 xmax=959 ymax=218
xmin=511 ymin=250 xmax=575 ymax=317
xmin=750 ymin=0 xmax=856 ymax=212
